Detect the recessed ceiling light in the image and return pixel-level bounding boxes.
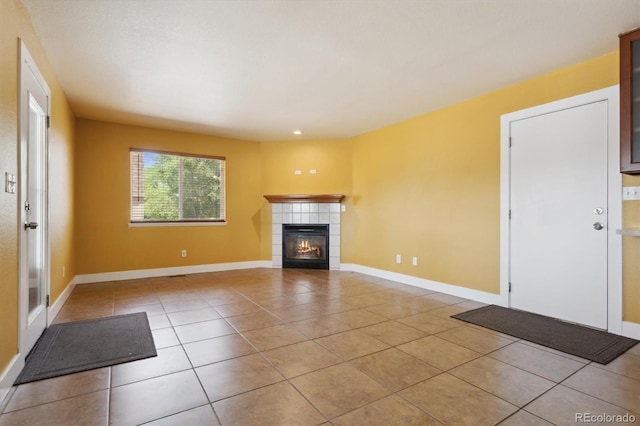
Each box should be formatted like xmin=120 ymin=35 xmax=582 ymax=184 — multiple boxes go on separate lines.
xmin=293 ymin=130 xmax=303 ymax=135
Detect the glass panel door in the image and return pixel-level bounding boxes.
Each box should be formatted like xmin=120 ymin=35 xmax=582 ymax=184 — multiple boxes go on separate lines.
xmin=27 ymin=94 xmax=46 ymax=318
xmin=19 ymin=40 xmax=50 ymax=355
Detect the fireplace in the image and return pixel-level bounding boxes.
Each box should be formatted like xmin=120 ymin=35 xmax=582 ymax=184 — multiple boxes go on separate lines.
xmin=282 ymin=224 xmax=329 ymax=270
xmin=264 ymin=194 xmax=344 ymax=270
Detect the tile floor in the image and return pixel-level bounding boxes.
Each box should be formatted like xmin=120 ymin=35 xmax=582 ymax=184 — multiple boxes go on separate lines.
xmin=1 ymin=268 xmax=639 ymax=425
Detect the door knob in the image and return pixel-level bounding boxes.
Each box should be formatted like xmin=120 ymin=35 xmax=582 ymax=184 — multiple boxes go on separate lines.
xmin=592 ymin=222 xmax=604 ymax=231
xmin=24 ymin=221 xmax=38 ymax=230
xmin=593 ymin=207 xmax=604 ymax=215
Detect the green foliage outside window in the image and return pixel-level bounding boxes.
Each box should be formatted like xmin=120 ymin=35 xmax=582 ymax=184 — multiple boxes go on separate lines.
xmin=131 ymin=150 xmax=225 ymax=222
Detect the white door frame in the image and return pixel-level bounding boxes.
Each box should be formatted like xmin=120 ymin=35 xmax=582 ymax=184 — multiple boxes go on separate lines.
xmin=18 ymin=39 xmax=51 ymax=354
xmin=499 ymin=86 xmax=622 ymax=335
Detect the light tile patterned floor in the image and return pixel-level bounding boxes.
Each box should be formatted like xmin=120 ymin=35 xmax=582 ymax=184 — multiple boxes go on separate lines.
xmin=1 ymin=268 xmax=639 ymax=425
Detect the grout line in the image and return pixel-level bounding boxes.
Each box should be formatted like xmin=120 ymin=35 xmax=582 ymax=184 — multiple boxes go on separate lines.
xmin=12 ymin=269 xmax=639 ymax=425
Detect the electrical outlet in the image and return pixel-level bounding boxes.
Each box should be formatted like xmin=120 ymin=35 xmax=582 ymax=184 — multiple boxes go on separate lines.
xmin=396 ymin=254 xmax=401 ymax=264
xmin=294 ymin=170 xmax=302 ymax=175
xmin=181 ymin=249 xmax=187 ymax=257
xmin=412 ymin=257 xmax=418 ymax=266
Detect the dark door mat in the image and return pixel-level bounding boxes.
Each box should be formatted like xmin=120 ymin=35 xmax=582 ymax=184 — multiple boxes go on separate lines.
xmin=15 ymin=312 xmax=157 ymax=384
xmin=452 ymin=305 xmax=639 ymax=364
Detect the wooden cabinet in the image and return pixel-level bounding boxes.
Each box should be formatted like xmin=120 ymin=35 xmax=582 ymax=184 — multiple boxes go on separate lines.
xmin=620 ymin=28 xmax=640 ymax=174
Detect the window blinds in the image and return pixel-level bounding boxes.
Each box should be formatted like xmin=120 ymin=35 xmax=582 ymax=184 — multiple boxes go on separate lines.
xmin=130 ymin=149 xmax=225 ymax=222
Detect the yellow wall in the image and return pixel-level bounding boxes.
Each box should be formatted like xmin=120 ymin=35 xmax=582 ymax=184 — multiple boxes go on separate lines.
xmin=351 ymin=52 xmax=619 ymax=295
xmin=75 ymin=120 xmax=263 ymax=274
xmin=75 ymin=52 xmax=637 ymax=322
xmin=49 ymin=70 xmax=77 ymax=304
xmin=259 ymin=139 xmax=354 ymax=261
xmin=260 ymin=139 xmax=353 ymax=195
xmin=75 ymin=123 xmax=357 ymax=271
xmin=0 ymin=0 xmax=76 ymax=379
xmin=2 ymin=1 xmax=637 ymax=392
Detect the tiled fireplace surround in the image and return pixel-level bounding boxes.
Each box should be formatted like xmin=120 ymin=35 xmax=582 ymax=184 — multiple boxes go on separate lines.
xmin=268 ymin=197 xmax=342 ymax=270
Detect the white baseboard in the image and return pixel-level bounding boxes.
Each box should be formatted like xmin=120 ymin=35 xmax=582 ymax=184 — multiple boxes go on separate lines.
xmin=342 ymin=263 xmax=502 ymax=305
xmin=622 ymin=321 xmax=640 ymax=340
xmin=0 ymin=277 xmax=78 ymax=407
xmin=342 ymin=263 xmax=640 ymax=341
xmin=74 ymin=260 xmax=498 ymax=305
xmin=75 ymin=260 xmax=272 ymax=284
xmin=0 ymin=354 xmax=23 ymax=411
xmin=339 ymin=263 xmax=355 ymax=272
xmin=0 ymin=261 xmax=273 ymax=407
xmin=69 ymin=260 xmax=640 ymax=340
xmin=48 ymin=276 xmax=77 ymax=325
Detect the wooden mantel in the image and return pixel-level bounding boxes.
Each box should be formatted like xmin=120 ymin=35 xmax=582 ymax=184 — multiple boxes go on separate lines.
xmin=263 ymin=194 xmax=345 ymax=204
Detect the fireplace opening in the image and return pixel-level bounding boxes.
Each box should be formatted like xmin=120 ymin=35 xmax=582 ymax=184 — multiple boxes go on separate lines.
xmin=282 ymin=224 xmax=329 ymax=270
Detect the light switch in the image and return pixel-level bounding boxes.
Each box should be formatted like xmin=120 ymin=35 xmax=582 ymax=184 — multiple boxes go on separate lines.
xmin=294 ymin=170 xmax=302 ymax=175
xmin=623 ymin=186 xmax=640 ymax=200
xmin=5 ymin=172 xmax=16 ymax=194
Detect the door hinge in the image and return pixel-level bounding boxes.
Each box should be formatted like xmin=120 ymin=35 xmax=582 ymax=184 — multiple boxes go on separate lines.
xmin=46 ymin=115 xmax=50 ymax=128
xmin=46 ymin=294 xmax=50 ymax=307
xmin=508 ymin=282 xmax=512 ymax=293
xmin=509 ymin=210 xmax=512 ymax=220
xmin=509 ymin=137 xmax=512 ymax=147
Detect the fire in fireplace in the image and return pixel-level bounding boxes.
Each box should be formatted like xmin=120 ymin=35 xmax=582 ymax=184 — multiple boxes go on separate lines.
xmin=282 ymin=224 xmax=329 ymax=270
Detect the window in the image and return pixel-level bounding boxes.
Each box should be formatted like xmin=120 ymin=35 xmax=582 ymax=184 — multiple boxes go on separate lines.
xmin=130 ymin=149 xmax=225 ymax=223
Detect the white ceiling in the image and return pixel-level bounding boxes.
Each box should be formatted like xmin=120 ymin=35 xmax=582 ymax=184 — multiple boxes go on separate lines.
xmin=22 ymin=0 xmax=640 ymax=142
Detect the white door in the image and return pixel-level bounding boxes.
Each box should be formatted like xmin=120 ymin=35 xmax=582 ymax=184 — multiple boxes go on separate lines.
xmin=509 ymin=100 xmax=608 ymax=329
xmin=19 ymin=42 xmax=50 ymax=354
